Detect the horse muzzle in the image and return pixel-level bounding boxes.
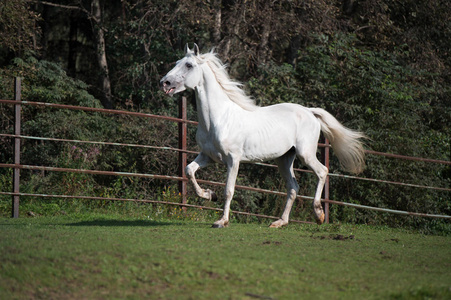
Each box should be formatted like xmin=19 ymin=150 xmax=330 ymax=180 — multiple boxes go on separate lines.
xmin=159 ymin=78 xmax=177 ymax=96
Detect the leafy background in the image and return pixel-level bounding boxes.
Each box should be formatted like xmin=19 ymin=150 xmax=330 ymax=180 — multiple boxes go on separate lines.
xmin=0 ymin=0 xmax=449 ymax=233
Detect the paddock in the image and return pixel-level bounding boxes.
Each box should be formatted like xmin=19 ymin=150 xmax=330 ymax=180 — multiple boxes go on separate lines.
xmin=1 ymin=214 xmax=450 ymax=299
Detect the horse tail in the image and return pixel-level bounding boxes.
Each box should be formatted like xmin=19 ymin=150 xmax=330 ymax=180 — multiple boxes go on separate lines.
xmin=309 ymin=108 xmax=366 ymax=174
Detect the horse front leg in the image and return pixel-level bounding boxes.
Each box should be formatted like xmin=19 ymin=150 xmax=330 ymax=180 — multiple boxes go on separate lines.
xmin=186 ymin=153 xmax=217 ymax=201
xmin=212 ymin=158 xmax=240 ymax=228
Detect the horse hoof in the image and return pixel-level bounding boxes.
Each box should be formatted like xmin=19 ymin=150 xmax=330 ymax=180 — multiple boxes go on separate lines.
xmin=208 ymin=190 xmax=218 ymax=201
xmin=269 ymin=219 xmax=287 ymax=228
xmin=315 ymin=212 xmax=325 ymax=225
xmin=212 ymin=220 xmax=229 ymax=228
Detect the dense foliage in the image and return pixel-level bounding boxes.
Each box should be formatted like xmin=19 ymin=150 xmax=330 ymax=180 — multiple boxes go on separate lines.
xmin=0 ymin=0 xmax=449 ymax=233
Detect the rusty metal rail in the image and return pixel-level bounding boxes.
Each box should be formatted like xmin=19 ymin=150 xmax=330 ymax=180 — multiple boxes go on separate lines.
xmin=0 ymin=162 xmax=313 ymax=200
xmin=2 ymin=99 xmax=449 ymax=165
xmin=0 ymin=77 xmax=450 ymax=221
xmin=323 ymin=199 xmax=451 ymax=219
xmin=327 ymin=172 xmax=451 ymax=192
xmin=364 ymin=149 xmax=451 ymax=165
xmin=0 ymin=99 xmax=198 ymax=125
xmin=0 ymin=133 xmax=199 ymax=155
xmin=1 ymin=133 xmax=448 ymax=192
xmin=0 ymin=191 xmax=315 ymax=224
xmin=1 ymin=164 xmax=449 ymax=220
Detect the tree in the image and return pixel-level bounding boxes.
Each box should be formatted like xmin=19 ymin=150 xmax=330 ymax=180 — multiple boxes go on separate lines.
xmin=90 ymin=0 xmax=113 ymax=108
xmin=0 ymin=0 xmax=41 ymax=61
xmin=37 ymin=0 xmax=113 ymax=108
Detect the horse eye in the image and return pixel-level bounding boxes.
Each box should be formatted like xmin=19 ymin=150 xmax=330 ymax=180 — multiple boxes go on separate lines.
xmin=186 ymin=63 xmax=193 ymax=69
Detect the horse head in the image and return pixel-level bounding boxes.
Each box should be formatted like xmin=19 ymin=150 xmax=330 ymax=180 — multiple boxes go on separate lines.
xmin=160 ymin=43 xmax=202 ymax=96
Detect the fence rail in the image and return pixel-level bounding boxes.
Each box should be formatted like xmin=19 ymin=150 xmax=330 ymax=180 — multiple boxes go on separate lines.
xmin=3 ymin=133 xmax=448 ymax=193
xmin=1 ymin=77 xmax=450 ymax=221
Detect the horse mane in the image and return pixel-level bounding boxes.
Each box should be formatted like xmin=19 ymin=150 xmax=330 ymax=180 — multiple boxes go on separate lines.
xmin=196 ymin=52 xmax=259 ymax=111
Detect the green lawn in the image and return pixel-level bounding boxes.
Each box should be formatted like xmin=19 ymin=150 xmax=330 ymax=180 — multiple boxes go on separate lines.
xmin=1 ymin=214 xmax=450 ymax=299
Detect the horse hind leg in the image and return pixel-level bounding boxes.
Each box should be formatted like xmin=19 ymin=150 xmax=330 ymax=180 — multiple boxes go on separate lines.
xmin=299 ymin=151 xmax=328 ymax=225
xmin=185 ymin=153 xmax=217 ymax=201
xmin=270 ymin=150 xmax=299 ymax=228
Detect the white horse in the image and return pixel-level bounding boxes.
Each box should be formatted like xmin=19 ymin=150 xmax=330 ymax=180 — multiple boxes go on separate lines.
xmin=160 ymin=44 xmax=365 ymax=228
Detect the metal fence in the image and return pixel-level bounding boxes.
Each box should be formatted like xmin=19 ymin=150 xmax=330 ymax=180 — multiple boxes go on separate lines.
xmin=1 ymin=78 xmax=450 ymax=222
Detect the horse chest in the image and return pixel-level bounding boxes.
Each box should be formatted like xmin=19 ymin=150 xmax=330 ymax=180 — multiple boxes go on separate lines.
xmin=196 ymin=125 xmax=240 ymax=163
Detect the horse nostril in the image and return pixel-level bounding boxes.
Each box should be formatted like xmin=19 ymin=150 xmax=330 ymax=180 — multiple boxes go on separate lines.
xmin=164 ymin=81 xmax=171 ymax=86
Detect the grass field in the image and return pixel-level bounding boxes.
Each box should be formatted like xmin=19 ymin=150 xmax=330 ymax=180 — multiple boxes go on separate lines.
xmin=1 ymin=213 xmax=450 ymax=299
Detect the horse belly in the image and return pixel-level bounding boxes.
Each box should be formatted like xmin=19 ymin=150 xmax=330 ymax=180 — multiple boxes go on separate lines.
xmin=240 ymin=121 xmax=296 ymax=162
xmin=240 ymin=104 xmax=317 ymax=162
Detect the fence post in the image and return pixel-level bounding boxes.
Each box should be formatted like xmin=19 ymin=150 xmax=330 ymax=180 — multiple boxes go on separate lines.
xmin=12 ymin=77 xmax=21 ymax=218
xmin=321 ymin=138 xmax=330 ymax=223
xmin=178 ymin=96 xmax=188 ymax=208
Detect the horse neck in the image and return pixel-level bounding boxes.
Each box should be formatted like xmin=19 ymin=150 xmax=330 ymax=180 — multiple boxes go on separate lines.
xmin=194 ymin=64 xmax=239 ymax=131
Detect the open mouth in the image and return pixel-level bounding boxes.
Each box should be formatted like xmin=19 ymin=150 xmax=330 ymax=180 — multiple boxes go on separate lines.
xmin=165 ymin=87 xmax=175 ymax=95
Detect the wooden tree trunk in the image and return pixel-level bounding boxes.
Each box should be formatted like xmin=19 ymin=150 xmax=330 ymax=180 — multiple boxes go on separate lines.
xmin=212 ymin=0 xmax=222 ymax=44
xmin=257 ymin=2 xmax=272 ymax=64
xmin=68 ymin=11 xmax=79 ymax=77
xmin=91 ymin=0 xmax=113 ymax=109
xmin=222 ymin=3 xmax=244 ymax=61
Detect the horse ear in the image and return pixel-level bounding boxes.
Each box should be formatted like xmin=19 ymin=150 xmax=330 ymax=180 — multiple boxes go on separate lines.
xmin=184 ymin=43 xmax=191 ymax=54
xmin=193 ymin=43 xmax=200 ymax=56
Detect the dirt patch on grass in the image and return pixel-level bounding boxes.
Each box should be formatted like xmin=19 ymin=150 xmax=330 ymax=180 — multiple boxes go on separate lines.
xmin=262 ymin=240 xmax=282 ymax=245
xmin=311 ymin=234 xmax=356 ymax=241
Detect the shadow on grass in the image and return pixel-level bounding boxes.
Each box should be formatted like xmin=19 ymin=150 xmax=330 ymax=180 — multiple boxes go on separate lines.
xmin=65 ymin=219 xmax=181 ymax=227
